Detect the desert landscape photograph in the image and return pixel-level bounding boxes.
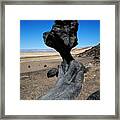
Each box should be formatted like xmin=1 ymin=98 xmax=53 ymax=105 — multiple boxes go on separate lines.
xmin=20 ymin=20 xmax=100 ymax=100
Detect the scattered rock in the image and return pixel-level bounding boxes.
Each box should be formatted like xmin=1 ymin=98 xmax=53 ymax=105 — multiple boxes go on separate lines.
xmin=87 ymin=90 xmax=100 ymax=100
xmin=44 ymin=64 xmax=47 ymax=67
xmin=93 ymin=56 xmax=99 ymax=60
xmin=93 ymin=74 xmax=96 ymax=77
xmin=47 ymin=68 xmax=58 ymax=78
xmin=84 ymin=66 xmax=90 ymax=73
xmin=21 ymin=75 xmax=29 ymax=79
xmin=28 ymin=65 xmax=30 ymax=68
xmin=88 ymin=63 xmax=92 ymax=66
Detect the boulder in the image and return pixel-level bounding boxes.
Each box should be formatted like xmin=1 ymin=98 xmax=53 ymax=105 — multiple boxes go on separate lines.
xmin=47 ymin=68 xmax=58 ymax=78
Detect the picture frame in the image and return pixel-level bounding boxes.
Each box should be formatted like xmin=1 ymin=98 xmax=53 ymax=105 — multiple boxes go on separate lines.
xmin=0 ymin=0 xmax=119 ymax=119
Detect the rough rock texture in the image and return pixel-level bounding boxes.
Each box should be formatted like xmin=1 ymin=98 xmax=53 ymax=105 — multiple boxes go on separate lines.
xmin=37 ymin=20 xmax=86 ymax=100
xmin=87 ymin=90 xmax=100 ymax=100
xmin=78 ymin=43 xmax=100 ymax=60
xmin=39 ymin=60 xmax=85 ymax=100
xmin=43 ymin=20 xmax=79 ymax=64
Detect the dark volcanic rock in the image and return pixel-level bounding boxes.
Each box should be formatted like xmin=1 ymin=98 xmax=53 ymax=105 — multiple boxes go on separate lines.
xmin=28 ymin=65 xmax=31 ymax=68
xmin=87 ymin=90 xmax=100 ymax=100
xmin=40 ymin=20 xmax=86 ymax=100
xmin=78 ymin=43 xmax=100 ymax=59
xmin=44 ymin=64 xmax=47 ymax=67
xmin=43 ymin=20 xmax=79 ymax=64
xmin=47 ymin=68 xmax=58 ymax=78
xmin=39 ymin=60 xmax=85 ymax=100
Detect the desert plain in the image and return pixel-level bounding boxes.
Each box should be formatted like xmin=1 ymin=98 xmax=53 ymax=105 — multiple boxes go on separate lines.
xmin=20 ymin=46 xmax=100 ymax=100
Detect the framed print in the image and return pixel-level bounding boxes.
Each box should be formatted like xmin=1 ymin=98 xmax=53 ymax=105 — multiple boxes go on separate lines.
xmin=0 ymin=0 xmax=119 ymax=119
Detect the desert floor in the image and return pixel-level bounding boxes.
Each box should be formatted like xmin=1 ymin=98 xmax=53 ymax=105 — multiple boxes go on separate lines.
xmin=20 ymin=49 xmax=100 ymax=100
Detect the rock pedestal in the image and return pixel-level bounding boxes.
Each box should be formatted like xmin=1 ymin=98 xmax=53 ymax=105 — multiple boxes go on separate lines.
xmin=38 ymin=20 xmax=85 ymax=100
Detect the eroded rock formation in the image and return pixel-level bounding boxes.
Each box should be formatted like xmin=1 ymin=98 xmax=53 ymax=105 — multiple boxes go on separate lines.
xmin=38 ymin=20 xmax=85 ymax=100
xmin=43 ymin=20 xmax=78 ymax=64
xmin=39 ymin=60 xmax=85 ymax=100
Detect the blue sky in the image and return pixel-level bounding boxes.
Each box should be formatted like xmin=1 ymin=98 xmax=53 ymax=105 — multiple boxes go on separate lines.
xmin=20 ymin=20 xmax=100 ymax=49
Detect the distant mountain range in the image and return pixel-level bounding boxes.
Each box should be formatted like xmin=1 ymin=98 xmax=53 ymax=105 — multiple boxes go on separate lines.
xmin=20 ymin=49 xmax=56 ymax=52
xmin=21 ymin=46 xmax=92 ymax=53
xmin=20 ymin=44 xmax=100 ymax=60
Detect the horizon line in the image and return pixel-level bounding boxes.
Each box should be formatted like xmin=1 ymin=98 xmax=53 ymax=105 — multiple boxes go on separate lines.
xmin=20 ymin=43 xmax=99 ymax=50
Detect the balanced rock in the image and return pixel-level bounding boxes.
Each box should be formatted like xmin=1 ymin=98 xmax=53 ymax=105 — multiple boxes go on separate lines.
xmin=43 ymin=20 xmax=79 ymax=63
xmin=38 ymin=20 xmax=86 ymax=100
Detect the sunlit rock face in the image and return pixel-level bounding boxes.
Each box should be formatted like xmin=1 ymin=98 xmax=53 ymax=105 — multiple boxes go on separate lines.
xmin=43 ymin=20 xmax=79 ymax=63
